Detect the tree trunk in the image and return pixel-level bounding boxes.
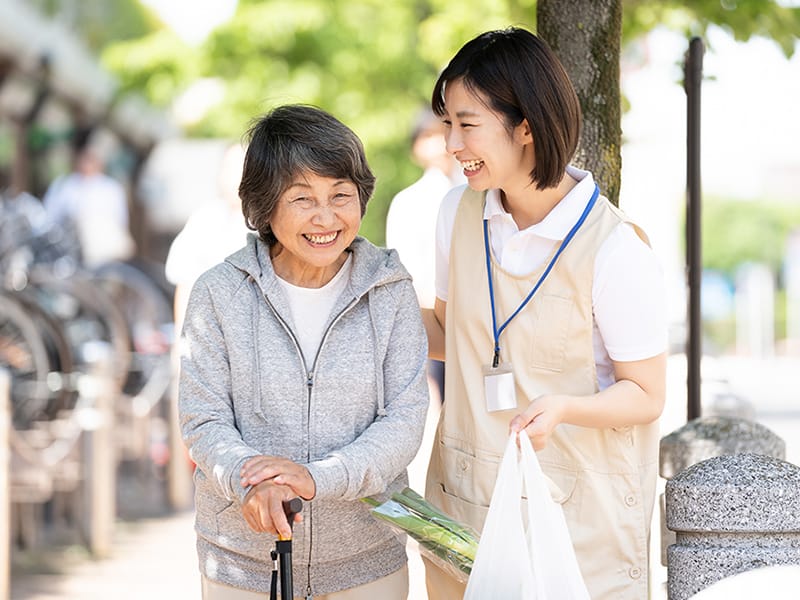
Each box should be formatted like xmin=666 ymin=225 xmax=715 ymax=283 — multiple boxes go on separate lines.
xmin=537 ymin=0 xmax=622 ymax=206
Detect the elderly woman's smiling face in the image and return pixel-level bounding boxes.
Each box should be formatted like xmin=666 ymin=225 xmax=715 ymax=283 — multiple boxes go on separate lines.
xmin=268 ymin=170 xmax=362 ymax=288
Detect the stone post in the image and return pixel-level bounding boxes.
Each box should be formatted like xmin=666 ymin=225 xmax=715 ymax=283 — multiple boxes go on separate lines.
xmin=0 ymin=371 xmax=9 ymax=600
xmin=77 ymin=352 xmax=116 ymax=559
xmin=665 ymin=453 xmax=800 ymax=599
xmin=658 ymin=416 xmax=785 ymax=565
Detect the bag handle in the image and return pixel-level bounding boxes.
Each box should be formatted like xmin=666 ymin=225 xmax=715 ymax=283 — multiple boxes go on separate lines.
xmin=464 ymin=435 xmax=535 ymax=599
xmin=519 ymin=434 xmax=590 ymax=600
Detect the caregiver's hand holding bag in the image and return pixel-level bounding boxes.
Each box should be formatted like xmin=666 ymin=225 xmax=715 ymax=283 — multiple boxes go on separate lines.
xmin=464 ymin=434 xmax=590 ymax=600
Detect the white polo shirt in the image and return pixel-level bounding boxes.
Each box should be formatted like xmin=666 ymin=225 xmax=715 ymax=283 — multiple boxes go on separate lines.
xmin=386 ymin=167 xmax=454 ymax=309
xmin=435 ymin=166 xmax=667 ymax=390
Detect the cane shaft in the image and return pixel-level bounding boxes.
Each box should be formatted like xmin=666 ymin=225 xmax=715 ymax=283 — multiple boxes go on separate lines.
xmin=276 ymin=540 xmax=293 ymax=598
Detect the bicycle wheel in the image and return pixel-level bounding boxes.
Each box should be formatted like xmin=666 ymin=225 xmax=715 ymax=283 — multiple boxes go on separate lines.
xmin=12 ymin=292 xmax=77 ymax=419
xmin=0 ymin=291 xmax=73 ymax=428
xmin=91 ymin=261 xmax=174 ymax=410
xmin=25 ymin=271 xmax=131 ymax=395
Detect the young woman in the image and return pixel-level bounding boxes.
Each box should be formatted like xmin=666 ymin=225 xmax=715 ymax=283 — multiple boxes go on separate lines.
xmin=179 ymin=105 xmax=429 ymax=599
xmin=422 ymin=28 xmax=667 ymax=599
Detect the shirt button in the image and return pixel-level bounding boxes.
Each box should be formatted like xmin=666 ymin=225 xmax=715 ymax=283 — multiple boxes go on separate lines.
xmin=460 ymin=460 xmax=469 ymax=471
xmin=629 ymin=566 xmax=642 ymax=579
xmin=624 ymin=493 xmax=637 ymax=506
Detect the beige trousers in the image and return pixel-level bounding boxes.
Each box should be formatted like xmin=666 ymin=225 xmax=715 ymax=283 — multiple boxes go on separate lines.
xmin=201 ymin=565 xmax=408 ymax=600
xmin=422 ymin=556 xmax=466 ymax=600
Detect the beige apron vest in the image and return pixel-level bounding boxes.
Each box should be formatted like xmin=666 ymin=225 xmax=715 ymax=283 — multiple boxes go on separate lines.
xmin=425 ymin=187 xmax=659 ymax=600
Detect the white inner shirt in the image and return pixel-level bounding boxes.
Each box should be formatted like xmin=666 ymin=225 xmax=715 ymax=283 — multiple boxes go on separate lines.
xmin=276 ymin=253 xmax=353 ymax=370
xmin=435 ymin=166 xmax=667 ymax=390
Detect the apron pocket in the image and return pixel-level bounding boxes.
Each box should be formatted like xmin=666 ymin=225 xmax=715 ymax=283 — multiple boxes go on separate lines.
xmin=438 ymin=442 xmax=502 ymax=508
xmin=438 ymin=485 xmax=489 ymax=534
xmin=529 ymin=294 xmax=574 ymax=372
xmin=538 ymin=463 xmax=579 ymax=505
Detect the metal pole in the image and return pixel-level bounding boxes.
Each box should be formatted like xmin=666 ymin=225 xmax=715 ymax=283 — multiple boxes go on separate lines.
xmin=684 ymin=37 xmax=704 ymax=421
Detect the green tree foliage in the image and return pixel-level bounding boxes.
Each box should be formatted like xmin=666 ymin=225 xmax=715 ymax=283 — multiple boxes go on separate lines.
xmin=697 ymin=198 xmax=800 ymax=351
xmin=96 ymin=0 xmax=798 ymax=244
xmin=700 ymin=197 xmax=800 ymax=278
xmin=102 ymin=31 xmax=199 ymax=107
xmin=191 ymin=0 xmax=535 ymax=243
xmin=623 ymin=0 xmax=800 ymax=57
xmin=30 ymin=0 xmax=160 ymax=52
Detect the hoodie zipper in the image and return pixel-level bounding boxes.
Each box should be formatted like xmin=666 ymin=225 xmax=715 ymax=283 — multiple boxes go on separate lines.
xmin=262 ymin=290 xmax=360 ymax=599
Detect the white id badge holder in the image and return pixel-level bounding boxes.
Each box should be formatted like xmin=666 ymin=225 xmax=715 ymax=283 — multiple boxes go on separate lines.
xmin=482 ymin=363 xmax=517 ymax=412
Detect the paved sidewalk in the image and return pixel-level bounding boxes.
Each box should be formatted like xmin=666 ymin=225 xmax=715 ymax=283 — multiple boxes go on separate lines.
xmin=11 ymin=510 xmax=200 ymax=600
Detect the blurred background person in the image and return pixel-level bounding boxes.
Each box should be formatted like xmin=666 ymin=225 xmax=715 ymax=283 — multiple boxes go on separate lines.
xmin=163 ymin=141 xmax=249 ymax=510
xmin=164 ymin=142 xmax=248 ymax=332
xmin=385 ymin=109 xmax=464 ymax=404
xmin=43 ymin=142 xmax=135 ymax=268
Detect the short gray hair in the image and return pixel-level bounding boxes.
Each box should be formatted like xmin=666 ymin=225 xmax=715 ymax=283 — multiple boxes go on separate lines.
xmin=239 ymin=105 xmax=376 ymax=244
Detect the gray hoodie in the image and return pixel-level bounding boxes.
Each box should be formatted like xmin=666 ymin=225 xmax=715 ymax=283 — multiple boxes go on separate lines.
xmin=179 ymin=233 xmax=429 ymax=596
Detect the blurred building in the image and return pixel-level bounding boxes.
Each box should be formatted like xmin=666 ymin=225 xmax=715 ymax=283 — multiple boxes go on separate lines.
xmin=0 ymin=0 xmax=178 ymax=263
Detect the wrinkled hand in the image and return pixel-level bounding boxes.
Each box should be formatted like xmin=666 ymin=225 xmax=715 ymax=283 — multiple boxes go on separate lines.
xmin=242 ymin=479 xmax=303 ymax=539
xmin=240 ymin=456 xmax=316 ymax=501
xmin=509 ymin=394 xmax=567 ymax=451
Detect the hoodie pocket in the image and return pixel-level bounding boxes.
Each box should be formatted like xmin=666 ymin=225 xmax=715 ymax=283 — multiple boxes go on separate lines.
xmin=194 ymin=491 xmax=237 ymax=539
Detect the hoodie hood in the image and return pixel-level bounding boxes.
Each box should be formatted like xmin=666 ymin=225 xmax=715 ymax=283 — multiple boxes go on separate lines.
xmin=226 ymin=233 xmax=411 ymax=300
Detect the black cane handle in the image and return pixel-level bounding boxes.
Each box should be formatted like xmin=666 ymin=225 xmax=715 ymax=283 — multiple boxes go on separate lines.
xmin=283 ymin=497 xmax=303 ymax=528
xmin=276 ymin=498 xmax=302 ymax=599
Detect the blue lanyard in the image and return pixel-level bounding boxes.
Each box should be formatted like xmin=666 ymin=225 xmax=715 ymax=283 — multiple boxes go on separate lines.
xmin=483 ymin=184 xmax=599 ymax=367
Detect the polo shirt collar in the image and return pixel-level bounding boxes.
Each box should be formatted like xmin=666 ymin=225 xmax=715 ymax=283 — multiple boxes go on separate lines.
xmin=482 ymin=165 xmax=596 ymax=240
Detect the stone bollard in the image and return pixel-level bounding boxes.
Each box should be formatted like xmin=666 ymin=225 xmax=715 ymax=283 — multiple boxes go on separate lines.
xmin=665 ymin=453 xmax=800 ymax=600
xmin=1 ymin=370 xmax=9 ymax=600
xmin=658 ymin=416 xmax=785 ymax=565
xmin=660 ymin=417 xmax=785 ymax=479
xmin=76 ymin=348 xmax=117 ymax=559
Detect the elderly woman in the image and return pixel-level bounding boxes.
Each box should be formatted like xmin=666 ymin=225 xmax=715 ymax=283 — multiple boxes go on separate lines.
xmin=178 ymin=104 xmax=429 ymax=600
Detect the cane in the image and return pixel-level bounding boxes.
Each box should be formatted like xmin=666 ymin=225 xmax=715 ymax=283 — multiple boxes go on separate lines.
xmin=270 ymin=497 xmax=303 ymax=600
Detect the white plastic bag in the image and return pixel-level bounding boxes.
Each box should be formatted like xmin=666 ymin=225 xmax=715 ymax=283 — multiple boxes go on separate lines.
xmin=464 ymin=433 xmax=591 ymax=600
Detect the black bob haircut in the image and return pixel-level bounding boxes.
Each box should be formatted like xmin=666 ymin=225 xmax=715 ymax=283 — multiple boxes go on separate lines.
xmin=432 ymin=27 xmax=582 ymax=190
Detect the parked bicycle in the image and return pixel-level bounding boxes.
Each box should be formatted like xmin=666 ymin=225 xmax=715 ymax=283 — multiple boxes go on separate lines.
xmin=1 ymin=188 xmax=177 ymax=548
